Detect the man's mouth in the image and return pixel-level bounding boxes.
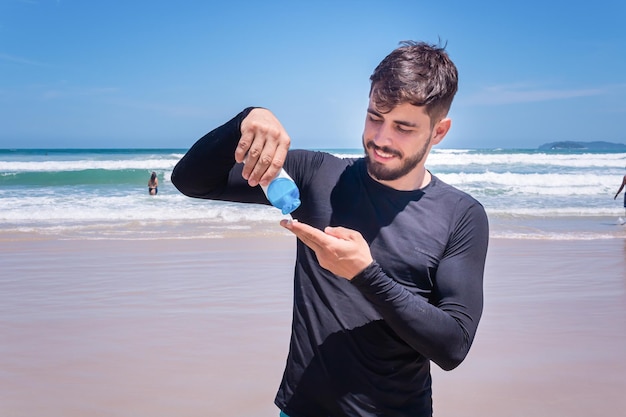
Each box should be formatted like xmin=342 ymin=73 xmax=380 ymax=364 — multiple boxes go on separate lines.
xmin=367 ymin=142 xmax=401 ymax=160
xmin=374 ymin=148 xmax=395 ymax=159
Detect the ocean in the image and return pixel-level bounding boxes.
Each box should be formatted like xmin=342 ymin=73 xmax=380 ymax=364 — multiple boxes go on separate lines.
xmin=1 ymin=147 xmax=625 ymax=240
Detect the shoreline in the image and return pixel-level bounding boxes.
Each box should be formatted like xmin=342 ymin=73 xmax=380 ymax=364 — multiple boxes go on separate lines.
xmin=1 ymin=210 xmax=625 ymax=242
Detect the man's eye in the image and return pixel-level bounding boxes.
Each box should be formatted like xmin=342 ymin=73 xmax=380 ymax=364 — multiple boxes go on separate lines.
xmin=396 ymin=125 xmax=411 ymax=133
xmin=368 ymin=115 xmax=382 ymax=123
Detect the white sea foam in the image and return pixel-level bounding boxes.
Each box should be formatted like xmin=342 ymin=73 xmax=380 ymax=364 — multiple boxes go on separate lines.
xmin=438 ymin=172 xmax=616 ymax=196
xmin=0 ymin=193 xmax=284 ymax=223
xmin=428 ymin=150 xmax=626 ymax=168
xmin=0 ymin=158 xmax=180 ymax=172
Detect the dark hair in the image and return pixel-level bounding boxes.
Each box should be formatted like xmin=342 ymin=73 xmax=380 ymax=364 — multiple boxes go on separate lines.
xmin=369 ymin=40 xmax=458 ymax=123
xmin=150 ymin=171 xmax=157 ymax=181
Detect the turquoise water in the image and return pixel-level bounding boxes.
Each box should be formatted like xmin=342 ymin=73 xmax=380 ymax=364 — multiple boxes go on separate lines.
xmin=1 ymin=147 xmax=625 ymax=240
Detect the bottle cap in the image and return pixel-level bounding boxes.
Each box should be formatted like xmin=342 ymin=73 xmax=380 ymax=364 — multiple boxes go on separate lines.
xmin=280 ymin=198 xmax=301 ymax=215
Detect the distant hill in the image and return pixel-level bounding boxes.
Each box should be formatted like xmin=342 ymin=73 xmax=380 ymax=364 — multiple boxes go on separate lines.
xmin=538 ymin=141 xmax=626 ymax=151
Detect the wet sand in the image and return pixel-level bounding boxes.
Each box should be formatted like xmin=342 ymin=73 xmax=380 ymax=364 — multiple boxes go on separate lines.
xmin=1 ymin=234 xmax=625 ymax=417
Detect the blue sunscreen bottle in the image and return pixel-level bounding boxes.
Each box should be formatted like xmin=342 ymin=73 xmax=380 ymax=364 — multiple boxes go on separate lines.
xmin=261 ymin=168 xmax=301 ymax=215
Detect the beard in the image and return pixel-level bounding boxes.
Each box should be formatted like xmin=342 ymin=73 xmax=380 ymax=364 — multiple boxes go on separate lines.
xmin=363 ymin=135 xmax=431 ymax=182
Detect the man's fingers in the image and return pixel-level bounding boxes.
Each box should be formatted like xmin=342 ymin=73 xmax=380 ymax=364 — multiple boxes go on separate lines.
xmin=324 ymin=226 xmax=360 ymax=241
xmin=234 ymin=132 xmax=252 ymax=164
xmin=237 ymin=109 xmax=291 ymax=186
xmin=280 ymin=219 xmax=329 ymax=251
xmin=241 ymin=141 xmax=266 ymax=182
xmin=259 ymin=144 xmax=288 ymax=187
xmin=250 ymin=143 xmax=280 ymax=187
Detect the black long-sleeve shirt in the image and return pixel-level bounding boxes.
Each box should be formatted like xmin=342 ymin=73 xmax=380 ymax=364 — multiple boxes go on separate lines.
xmin=172 ymin=108 xmax=489 ymax=417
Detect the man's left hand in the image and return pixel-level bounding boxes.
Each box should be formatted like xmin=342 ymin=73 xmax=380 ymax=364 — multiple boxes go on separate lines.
xmin=280 ymin=219 xmax=373 ymax=280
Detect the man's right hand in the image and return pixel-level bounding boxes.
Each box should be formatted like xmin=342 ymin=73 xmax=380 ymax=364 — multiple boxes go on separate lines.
xmin=235 ymin=108 xmax=291 ymax=187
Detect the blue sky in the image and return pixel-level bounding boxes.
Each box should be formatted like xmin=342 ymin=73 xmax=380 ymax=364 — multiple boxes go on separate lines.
xmin=1 ymin=0 xmax=625 ymax=149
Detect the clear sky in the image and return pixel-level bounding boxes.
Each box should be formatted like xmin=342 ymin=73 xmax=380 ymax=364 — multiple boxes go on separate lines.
xmin=1 ymin=0 xmax=625 ymax=150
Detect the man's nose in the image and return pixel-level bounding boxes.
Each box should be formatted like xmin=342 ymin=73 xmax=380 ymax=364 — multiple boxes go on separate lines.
xmin=372 ymin=122 xmax=393 ymax=146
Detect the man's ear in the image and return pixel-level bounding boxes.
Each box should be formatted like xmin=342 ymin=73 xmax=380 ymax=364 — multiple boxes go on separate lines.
xmin=432 ymin=118 xmax=452 ymax=145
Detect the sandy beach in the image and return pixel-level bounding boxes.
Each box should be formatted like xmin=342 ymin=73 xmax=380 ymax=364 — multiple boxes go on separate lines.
xmin=1 ymin=232 xmax=625 ymax=417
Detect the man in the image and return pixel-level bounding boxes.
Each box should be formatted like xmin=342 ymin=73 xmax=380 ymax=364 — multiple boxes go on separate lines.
xmin=172 ymin=41 xmax=489 ymax=417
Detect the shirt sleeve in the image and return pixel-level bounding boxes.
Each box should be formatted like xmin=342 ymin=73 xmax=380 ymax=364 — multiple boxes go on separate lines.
xmin=171 ymin=107 xmax=268 ymax=205
xmin=350 ymin=201 xmax=489 ymax=371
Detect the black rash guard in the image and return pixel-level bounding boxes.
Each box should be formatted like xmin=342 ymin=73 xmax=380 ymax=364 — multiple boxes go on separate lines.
xmin=172 ymin=108 xmax=489 ymax=417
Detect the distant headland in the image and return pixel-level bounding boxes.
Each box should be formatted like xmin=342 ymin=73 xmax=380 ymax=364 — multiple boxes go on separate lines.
xmin=538 ymin=141 xmax=626 ymax=151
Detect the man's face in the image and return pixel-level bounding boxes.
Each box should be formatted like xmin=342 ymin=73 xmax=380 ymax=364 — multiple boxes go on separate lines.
xmin=362 ymin=98 xmax=447 ymax=190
